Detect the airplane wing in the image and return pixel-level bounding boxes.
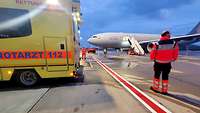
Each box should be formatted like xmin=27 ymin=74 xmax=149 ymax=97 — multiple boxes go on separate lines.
xmin=139 ymin=33 xmax=200 ymax=44
xmin=172 ymin=33 xmax=200 ymax=41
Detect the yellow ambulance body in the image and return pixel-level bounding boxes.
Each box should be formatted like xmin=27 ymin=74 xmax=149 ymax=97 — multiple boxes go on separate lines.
xmin=0 ymin=0 xmax=82 ymax=86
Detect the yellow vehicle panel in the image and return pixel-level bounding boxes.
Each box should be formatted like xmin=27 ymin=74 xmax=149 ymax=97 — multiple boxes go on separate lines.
xmin=0 ymin=0 xmax=81 ymax=82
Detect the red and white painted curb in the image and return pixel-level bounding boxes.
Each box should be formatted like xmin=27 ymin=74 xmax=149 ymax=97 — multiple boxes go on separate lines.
xmin=94 ymin=57 xmax=171 ymax=113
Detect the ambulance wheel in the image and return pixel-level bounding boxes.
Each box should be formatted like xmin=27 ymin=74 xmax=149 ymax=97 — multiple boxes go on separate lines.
xmin=76 ymin=74 xmax=84 ymax=82
xmin=17 ymin=70 xmax=39 ymax=86
xmin=74 ymin=70 xmax=84 ymax=83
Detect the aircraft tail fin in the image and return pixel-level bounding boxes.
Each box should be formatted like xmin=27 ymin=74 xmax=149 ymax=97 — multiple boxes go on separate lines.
xmin=188 ymin=22 xmax=200 ymax=34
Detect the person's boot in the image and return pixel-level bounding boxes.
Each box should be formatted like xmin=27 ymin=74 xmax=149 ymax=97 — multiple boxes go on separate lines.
xmin=162 ymin=80 xmax=169 ymax=95
xmin=150 ymin=78 xmax=160 ymax=93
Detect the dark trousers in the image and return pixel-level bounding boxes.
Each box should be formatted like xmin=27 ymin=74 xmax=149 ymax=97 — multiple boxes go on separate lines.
xmin=154 ymin=62 xmax=171 ymax=80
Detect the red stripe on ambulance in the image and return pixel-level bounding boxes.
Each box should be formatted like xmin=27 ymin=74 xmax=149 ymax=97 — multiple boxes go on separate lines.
xmin=0 ymin=50 xmax=72 ymax=60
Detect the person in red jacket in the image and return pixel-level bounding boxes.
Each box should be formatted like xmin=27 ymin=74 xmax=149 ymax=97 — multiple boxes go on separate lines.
xmin=150 ymin=31 xmax=179 ymax=94
xmin=82 ymin=48 xmax=87 ymax=60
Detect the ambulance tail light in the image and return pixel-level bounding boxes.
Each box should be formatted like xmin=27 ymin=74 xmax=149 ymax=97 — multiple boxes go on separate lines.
xmin=8 ymin=71 xmax=12 ymax=75
xmin=70 ymin=72 xmax=74 ymax=76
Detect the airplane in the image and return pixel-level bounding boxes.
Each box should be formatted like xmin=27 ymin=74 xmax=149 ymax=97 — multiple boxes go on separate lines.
xmin=87 ymin=22 xmax=200 ymax=55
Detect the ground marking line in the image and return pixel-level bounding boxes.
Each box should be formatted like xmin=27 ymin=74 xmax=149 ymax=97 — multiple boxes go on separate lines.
xmin=94 ymin=57 xmax=171 ymax=113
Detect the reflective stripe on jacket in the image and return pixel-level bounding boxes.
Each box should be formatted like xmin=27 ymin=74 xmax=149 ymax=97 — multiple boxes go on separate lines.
xmin=150 ymin=39 xmax=179 ymax=63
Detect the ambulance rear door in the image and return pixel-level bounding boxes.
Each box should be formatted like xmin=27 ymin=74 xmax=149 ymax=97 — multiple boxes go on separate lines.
xmin=43 ymin=37 xmax=69 ymax=71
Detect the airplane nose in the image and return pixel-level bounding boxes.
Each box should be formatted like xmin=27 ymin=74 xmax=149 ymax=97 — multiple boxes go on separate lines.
xmin=87 ymin=38 xmax=92 ymax=44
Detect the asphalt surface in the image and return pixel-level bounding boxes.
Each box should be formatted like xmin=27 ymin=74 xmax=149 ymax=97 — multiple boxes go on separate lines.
xmin=0 ymin=52 xmax=200 ymax=113
xmin=0 ymin=58 xmax=148 ymax=113
xmin=95 ymin=51 xmax=200 ymax=112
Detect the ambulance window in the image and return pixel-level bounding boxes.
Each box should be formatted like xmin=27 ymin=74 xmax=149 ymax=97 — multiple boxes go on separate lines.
xmin=0 ymin=8 xmax=32 ymax=39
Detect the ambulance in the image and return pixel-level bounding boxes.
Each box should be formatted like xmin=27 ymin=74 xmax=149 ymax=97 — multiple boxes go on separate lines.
xmin=0 ymin=0 xmax=82 ymax=86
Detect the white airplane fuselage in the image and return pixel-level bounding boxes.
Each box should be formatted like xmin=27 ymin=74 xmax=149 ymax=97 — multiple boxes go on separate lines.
xmin=87 ymin=33 xmax=160 ymax=48
xmin=88 ymin=22 xmax=200 ymax=53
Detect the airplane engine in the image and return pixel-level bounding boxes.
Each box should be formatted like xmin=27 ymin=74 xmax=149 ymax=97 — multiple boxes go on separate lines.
xmin=141 ymin=42 xmax=155 ymax=53
xmin=147 ymin=42 xmax=154 ymax=52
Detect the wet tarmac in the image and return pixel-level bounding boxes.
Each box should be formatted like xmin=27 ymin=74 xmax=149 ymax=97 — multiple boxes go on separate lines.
xmin=93 ymin=51 xmax=200 ymax=112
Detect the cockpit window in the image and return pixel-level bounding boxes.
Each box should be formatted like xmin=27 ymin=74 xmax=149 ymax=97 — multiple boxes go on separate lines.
xmin=93 ymin=36 xmax=97 ymax=38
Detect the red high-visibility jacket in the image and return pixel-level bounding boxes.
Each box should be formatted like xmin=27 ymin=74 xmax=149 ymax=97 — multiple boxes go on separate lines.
xmin=82 ymin=48 xmax=86 ymax=54
xmin=150 ymin=37 xmax=179 ymax=63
